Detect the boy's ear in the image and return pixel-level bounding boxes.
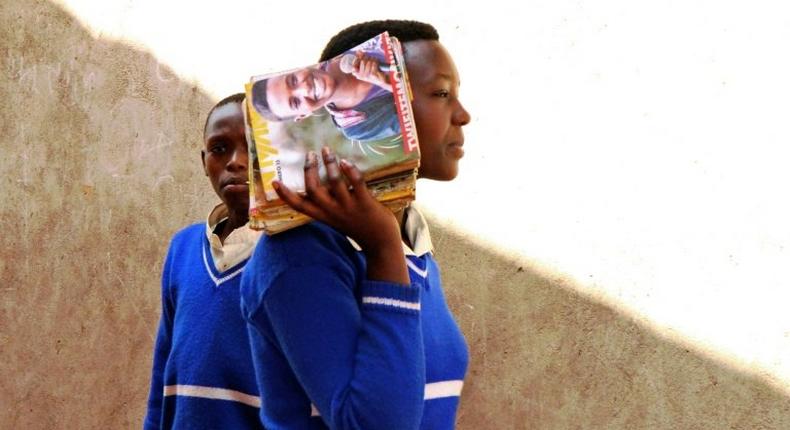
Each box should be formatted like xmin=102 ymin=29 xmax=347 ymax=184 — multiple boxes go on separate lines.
xmin=200 ymin=150 xmax=208 ymax=176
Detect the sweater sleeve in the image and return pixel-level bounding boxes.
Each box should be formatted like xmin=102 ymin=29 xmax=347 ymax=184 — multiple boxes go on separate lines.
xmin=143 ymin=243 xmax=176 ymax=430
xmin=247 ymin=264 xmax=425 ymax=430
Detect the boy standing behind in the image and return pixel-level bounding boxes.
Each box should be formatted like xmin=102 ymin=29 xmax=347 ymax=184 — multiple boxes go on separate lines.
xmin=144 ymin=94 xmax=265 ymax=429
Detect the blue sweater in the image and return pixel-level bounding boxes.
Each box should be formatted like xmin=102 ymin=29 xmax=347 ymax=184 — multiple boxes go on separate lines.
xmin=240 ymin=222 xmax=469 ymax=430
xmin=144 ymin=224 xmax=265 ymax=430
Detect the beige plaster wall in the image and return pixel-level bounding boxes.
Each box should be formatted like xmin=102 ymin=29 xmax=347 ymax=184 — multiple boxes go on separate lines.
xmin=1 ymin=0 xmax=215 ymax=427
xmin=2 ymin=1 xmax=789 ymax=428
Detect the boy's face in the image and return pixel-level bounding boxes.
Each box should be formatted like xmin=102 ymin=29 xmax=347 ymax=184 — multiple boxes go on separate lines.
xmin=202 ymin=102 xmax=249 ymax=214
xmin=403 ymin=40 xmax=471 ymax=181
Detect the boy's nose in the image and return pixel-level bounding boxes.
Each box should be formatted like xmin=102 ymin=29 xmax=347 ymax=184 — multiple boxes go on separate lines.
xmin=227 ymin=147 xmax=248 ymax=170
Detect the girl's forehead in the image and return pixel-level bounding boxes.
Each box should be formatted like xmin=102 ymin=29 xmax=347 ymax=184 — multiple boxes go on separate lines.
xmin=403 ymin=40 xmax=458 ymax=82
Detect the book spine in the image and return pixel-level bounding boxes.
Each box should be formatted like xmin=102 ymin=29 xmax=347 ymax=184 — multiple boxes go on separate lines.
xmin=386 ymin=36 xmax=419 ymax=154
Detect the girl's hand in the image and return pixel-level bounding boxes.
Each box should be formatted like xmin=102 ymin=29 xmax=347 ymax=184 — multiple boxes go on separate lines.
xmin=273 ymin=147 xmax=409 ymax=284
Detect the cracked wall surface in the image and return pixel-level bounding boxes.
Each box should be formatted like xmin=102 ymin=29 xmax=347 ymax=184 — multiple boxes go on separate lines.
xmin=2 ymin=1 xmax=789 ymax=428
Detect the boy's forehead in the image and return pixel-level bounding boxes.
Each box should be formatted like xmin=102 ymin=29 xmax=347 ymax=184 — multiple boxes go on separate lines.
xmin=207 ymin=103 xmax=243 ymax=126
xmin=204 ymin=102 xmax=244 ymax=138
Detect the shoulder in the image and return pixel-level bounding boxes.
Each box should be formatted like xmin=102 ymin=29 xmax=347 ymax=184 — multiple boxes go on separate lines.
xmin=163 ymin=222 xmax=205 ymax=263
xmin=342 ymin=101 xmax=398 ymax=141
xmin=249 ymin=221 xmax=358 ymax=273
xmin=241 ymin=221 xmax=361 ymax=315
xmin=358 ymin=93 xmax=396 ymax=111
xmin=170 ymin=222 xmax=204 ymax=244
xmin=160 ymin=223 xmax=204 ymax=294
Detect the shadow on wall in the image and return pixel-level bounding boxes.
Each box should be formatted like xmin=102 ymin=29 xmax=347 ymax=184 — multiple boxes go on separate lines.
xmin=1 ymin=1 xmax=789 ymax=429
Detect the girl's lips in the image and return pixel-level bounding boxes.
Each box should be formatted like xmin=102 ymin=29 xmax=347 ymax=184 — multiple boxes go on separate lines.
xmin=447 ymin=143 xmax=465 ymax=158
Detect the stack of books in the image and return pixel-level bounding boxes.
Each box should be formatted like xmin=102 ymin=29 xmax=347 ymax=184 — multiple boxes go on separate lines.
xmin=243 ymin=32 xmax=420 ymax=234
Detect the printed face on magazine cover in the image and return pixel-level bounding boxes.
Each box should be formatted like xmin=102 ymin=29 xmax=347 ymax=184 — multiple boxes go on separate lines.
xmin=265 ymin=65 xmax=337 ymax=120
xmin=202 ymin=102 xmax=249 ymax=213
xmin=404 ymin=40 xmax=471 ymax=181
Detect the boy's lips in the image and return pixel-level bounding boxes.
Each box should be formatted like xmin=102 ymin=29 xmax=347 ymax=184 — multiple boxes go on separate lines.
xmin=221 ymin=177 xmax=248 ymax=190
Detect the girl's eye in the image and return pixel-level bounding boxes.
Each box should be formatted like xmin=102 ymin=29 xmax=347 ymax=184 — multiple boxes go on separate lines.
xmin=434 ymin=90 xmax=450 ymax=98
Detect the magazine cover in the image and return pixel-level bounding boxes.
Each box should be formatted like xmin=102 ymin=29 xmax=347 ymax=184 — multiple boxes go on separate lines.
xmin=244 ymin=32 xmax=420 ymax=204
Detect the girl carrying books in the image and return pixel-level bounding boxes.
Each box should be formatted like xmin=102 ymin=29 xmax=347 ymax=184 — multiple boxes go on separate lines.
xmin=241 ymin=20 xmax=472 ymax=430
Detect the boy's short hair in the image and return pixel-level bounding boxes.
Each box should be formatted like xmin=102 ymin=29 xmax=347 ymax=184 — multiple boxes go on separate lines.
xmin=319 ymin=20 xmax=439 ymax=62
xmin=203 ymin=92 xmax=246 ymax=139
xmin=250 ymin=79 xmax=285 ymax=122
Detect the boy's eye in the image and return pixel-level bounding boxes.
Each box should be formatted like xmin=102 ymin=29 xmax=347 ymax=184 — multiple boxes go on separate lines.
xmin=433 ymin=89 xmax=450 ymax=98
xmin=210 ymin=144 xmax=227 ymax=154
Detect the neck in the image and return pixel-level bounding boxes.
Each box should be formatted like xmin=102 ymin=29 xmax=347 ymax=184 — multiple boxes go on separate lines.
xmin=218 ymin=208 xmax=248 ymax=244
xmin=395 ymin=207 xmax=411 ymax=249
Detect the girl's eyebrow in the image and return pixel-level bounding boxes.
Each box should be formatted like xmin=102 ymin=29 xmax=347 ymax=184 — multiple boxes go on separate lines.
xmin=431 ymin=73 xmax=459 ymax=85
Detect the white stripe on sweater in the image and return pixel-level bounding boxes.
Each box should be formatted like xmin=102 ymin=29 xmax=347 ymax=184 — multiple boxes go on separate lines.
xmin=362 ymin=296 xmax=421 ymax=311
xmin=424 ymin=380 xmax=464 ymax=400
xmin=163 ymin=384 xmax=260 ymax=408
xmin=202 ymin=246 xmax=245 ymax=287
xmin=406 ymin=258 xmax=429 ymax=278
xmin=308 ymin=379 xmax=464 ymax=417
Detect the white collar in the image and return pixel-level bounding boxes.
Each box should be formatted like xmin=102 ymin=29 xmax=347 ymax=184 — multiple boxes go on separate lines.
xmin=346 ymin=204 xmax=433 ymax=257
xmin=204 ymin=203 xmax=261 ymax=271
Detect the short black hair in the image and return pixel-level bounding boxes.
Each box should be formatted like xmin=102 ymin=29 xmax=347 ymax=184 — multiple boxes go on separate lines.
xmin=319 ymin=20 xmax=439 ymax=62
xmin=203 ymin=92 xmax=246 ymax=139
xmin=250 ymin=78 xmax=286 ymax=122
